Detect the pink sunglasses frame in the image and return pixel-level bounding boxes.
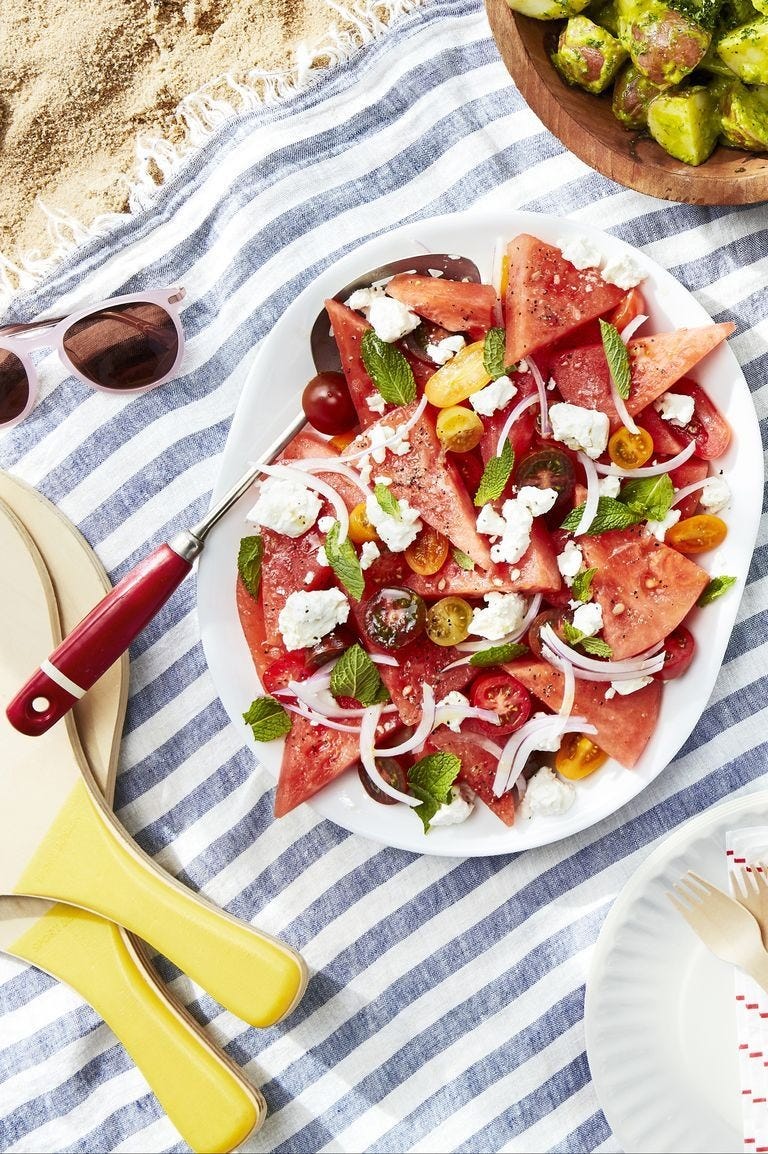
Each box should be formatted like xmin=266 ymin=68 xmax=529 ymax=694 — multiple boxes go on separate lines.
xmin=0 ymin=286 xmax=186 ymax=429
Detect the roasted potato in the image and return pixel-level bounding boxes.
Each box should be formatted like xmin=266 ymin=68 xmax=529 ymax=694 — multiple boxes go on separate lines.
xmin=647 ymin=85 xmax=721 ymax=162
xmin=552 ymin=16 xmax=629 ymax=92
xmin=716 ymin=17 xmax=768 ymax=82
xmin=612 ymin=61 xmax=666 ymax=125
xmin=617 ymin=0 xmax=712 ymax=85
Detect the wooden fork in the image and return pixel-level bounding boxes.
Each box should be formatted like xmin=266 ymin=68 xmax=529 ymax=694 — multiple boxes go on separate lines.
xmin=668 ymin=870 xmax=768 ymax=993
xmin=731 ymin=866 xmax=768 ymax=950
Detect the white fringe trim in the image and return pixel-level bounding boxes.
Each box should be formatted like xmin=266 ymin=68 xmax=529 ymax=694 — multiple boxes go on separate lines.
xmin=0 ymin=0 xmax=423 ymax=309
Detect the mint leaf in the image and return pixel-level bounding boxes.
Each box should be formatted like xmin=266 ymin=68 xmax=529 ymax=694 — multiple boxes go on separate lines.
xmin=243 ymin=696 xmax=292 ymax=741
xmin=330 ymin=643 xmax=390 ymax=706
xmin=561 ymin=496 xmax=641 ymax=535
xmin=408 ymin=751 xmax=462 ymax=833
xmin=361 ymin=331 xmax=416 ymax=405
xmin=452 ymin=547 xmax=475 ymax=571
xmin=580 ymin=635 xmax=613 ymax=658
xmin=324 ymin=520 xmax=364 ymax=601
xmin=562 ymin=620 xmax=583 ymax=647
xmin=374 ymin=482 xmax=400 ymax=519
xmin=474 ymin=440 xmax=514 ymax=506
xmin=469 ymin=642 xmax=528 ymax=667
xmin=483 ymin=327 xmax=509 ymax=379
xmin=600 ymin=318 xmax=631 ymax=401
xmin=237 ymin=535 xmax=264 ymax=600
xmin=571 ymin=567 xmax=597 ymax=604
xmin=698 ymin=575 xmax=737 ymax=607
xmin=619 ymin=475 xmax=675 ymax=523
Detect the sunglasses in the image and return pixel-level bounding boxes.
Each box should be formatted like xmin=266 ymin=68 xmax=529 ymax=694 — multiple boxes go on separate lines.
xmin=0 ymin=287 xmax=186 ymax=428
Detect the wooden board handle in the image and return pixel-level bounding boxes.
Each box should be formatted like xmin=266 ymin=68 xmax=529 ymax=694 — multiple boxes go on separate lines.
xmin=17 ymin=781 xmax=307 ymax=1027
xmin=11 ymin=903 xmax=264 ymax=1152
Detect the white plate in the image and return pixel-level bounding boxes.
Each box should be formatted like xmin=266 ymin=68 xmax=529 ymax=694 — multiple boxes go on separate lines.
xmin=585 ymin=789 xmax=768 ymax=1153
xmin=197 ymin=209 xmax=763 ymax=857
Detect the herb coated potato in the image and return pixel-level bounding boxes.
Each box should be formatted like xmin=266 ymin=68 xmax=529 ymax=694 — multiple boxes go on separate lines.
xmin=716 ymin=18 xmax=768 ymax=82
xmin=646 ymin=84 xmax=721 ymax=162
xmin=552 ymin=16 xmax=629 ymax=92
xmin=616 ymin=0 xmax=712 ymax=85
xmin=612 ymin=61 xmax=666 ymax=125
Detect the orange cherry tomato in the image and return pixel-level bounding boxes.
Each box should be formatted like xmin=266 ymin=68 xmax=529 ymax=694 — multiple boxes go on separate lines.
xmin=348 ymin=502 xmax=378 ymax=544
xmin=435 ymin=406 xmax=484 ymax=453
xmin=555 ymin=733 xmax=609 ymax=780
xmin=608 ymin=287 xmax=646 ymax=333
xmin=608 ymin=426 xmax=654 ymax=469
xmin=665 ymin=514 xmax=727 ymax=554
xmin=329 ymin=429 xmax=358 ymax=452
xmin=404 ymin=525 xmax=450 ymax=576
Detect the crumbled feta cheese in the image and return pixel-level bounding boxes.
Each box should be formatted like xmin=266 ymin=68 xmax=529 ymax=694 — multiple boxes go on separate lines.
xmin=549 ymin=402 xmax=610 ymax=460
xmin=246 ymin=477 xmax=322 ymax=538
xmin=359 ymin=541 xmax=381 ymax=570
xmin=557 ymin=540 xmax=584 ymax=586
xmin=367 ymin=296 xmax=421 ymax=343
xmin=365 ymin=493 xmax=422 ymax=552
xmin=316 ymin=545 xmax=330 ymax=568
xmin=358 ymin=455 xmax=372 ymax=487
xmin=278 ymin=588 xmax=349 ymax=651
xmin=646 ymin=508 xmax=681 ymax=542
xmin=699 ymin=476 xmax=731 ymax=514
xmin=605 ymin=675 xmax=654 ymax=700
xmin=437 ymin=691 xmax=471 ymax=734
xmin=318 ymin=515 xmax=336 ymax=533
xmin=470 ymin=592 xmax=528 ymax=641
xmin=304 ymin=572 xmax=313 ymax=585
xmin=429 ymin=785 xmax=475 ymax=827
xmin=373 ymin=475 xmax=392 ymax=486
xmin=516 ymin=486 xmax=558 ymax=517
xmin=346 ymin=285 xmax=385 ymax=311
xmin=426 ymin=335 xmax=466 ymax=365
xmin=476 ymin=504 xmax=506 ymax=538
xmin=469 ymin=374 xmax=518 ymax=416
xmin=654 ymin=391 xmax=695 ymax=426
xmin=364 ymin=421 xmax=410 ymax=464
xmin=491 ymin=500 xmax=533 ymax=565
xmin=572 ymin=601 xmax=603 ymax=637
xmin=366 ymin=392 xmax=387 ymax=414
xmin=558 ymin=235 xmax=602 ymax=271
xmin=601 ymin=252 xmax=644 ymax=290
xmin=519 ymin=765 xmax=575 ymax=819
xmin=598 ymin=475 xmax=621 ymax=499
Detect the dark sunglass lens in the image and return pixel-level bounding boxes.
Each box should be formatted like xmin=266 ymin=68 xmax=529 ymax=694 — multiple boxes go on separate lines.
xmin=0 ymin=348 xmax=30 ymax=423
xmin=62 ymin=302 xmax=179 ymax=390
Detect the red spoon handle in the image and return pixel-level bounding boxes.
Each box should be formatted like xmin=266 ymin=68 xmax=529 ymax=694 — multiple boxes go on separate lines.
xmin=7 ymin=543 xmax=193 ymax=736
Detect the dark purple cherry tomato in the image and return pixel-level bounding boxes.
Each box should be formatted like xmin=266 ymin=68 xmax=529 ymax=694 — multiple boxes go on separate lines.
xmin=305 ymin=626 xmax=357 ymax=671
xmin=515 ymin=446 xmax=575 ymax=521
xmin=302 ymin=372 xmax=358 ymax=435
xmin=358 ymin=757 xmax=408 ymax=805
xmin=656 ymin=626 xmax=695 ymax=681
xmin=363 ymin=586 xmax=426 ymax=650
xmin=402 ymin=321 xmax=454 ymax=365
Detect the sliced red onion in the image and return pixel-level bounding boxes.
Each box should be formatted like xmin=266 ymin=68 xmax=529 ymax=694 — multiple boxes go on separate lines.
xmin=574 ymin=453 xmax=601 ymax=536
xmin=495 ymin=392 xmax=539 ymax=457
xmin=297 ymin=459 xmax=371 ymax=498
xmin=541 ymin=624 xmax=665 ymax=675
xmin=491 ymin=714 xmax=568 ymax=797
xmin=474 ymin=736 xmax=504 ymax=759
xmin=360 ymin=706 xmax=420 ymax=807
xmin=455 ymin=593 xmax=541 ymax=655
xmin=257 ymin=464 xmax=350 ymax=543
xmin=285 ymin=679 xmax=398 ymax=718
xmin=516 ymin=775 xmax=528 ymax=801
xmin=620 ymin=314 xmax=649 ymax=342
xmin=283 ymin=700 xmax=362 ymax=733
xmin=340 ymin=394 xmax=428 ymax=464
xmin=373 ymin=683 xmax=436 ymax=757
xmin=593 ymin=439 xmax=696 ymax=478
xmin=370 ymin=654 xmax=400 ymax=667
xmin=610 ymin=384 xmax=640 ymax=436
xmin=671 ymin=478 xmax=710 ymax=508
xmin=559 ymin=657 xmax=575 ymax=718
xmin=527 ymin=355 xmax=551 ymax=438
xmin=506 ymin=717 xmax=596 ymax=798
xmin=434 ymin=704 xmax=500 ymax=728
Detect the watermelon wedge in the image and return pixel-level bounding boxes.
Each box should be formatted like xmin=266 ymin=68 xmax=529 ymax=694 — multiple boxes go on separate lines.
xmin=579 ymin=526 xmax=709 ymax=660
xmin=385 ymin=274 xmax=497 ymax=333
xmin=424 ymin=730 xmax=516 ymax=826
xmin=505 ymin=658 xmax=662 ymax=768
xmin=504 ymin=235 xmax=625 ymax=364
xmin=236 ymin=575 xmax=284 ymax=679
xmin=325 ymin=299 xmax=378 ymax=427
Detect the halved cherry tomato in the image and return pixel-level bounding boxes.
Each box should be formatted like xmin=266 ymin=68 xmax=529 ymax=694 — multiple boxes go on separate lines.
xmin=608 ymin=426 xmax=654 ymax=470
xmin=363 ymin=586 xmax=426 ymax=649
xmin=608 ymin=287 xmax=646 ymax=332
xmin=515 ymin=447 xmax=575 ymax=521
xmin=435 ymin=406 xmax=484 ymax=453
xmin=262 ymin=652 xmax=312 ymax=694
xmin=348 ymin=502 xmax=378 ymax=544
xmin=405 ymin=525 xmax=450 ymax=576
xmin=656 ymin=626 xmax=695 ymax=681
xmin=425 ymin=596 xmax=473 ymax=646
xmin=305 ymin=626 xmax=356 ymax=671
xmin=358 ymin=757 xmax=408 ymax=805
xmin=528 ymin=609 xmax=567 ymax=659
xmin=555 ymin=733 xmax=609 ymax=780
xmin=469 ymin=672 xmax=532 ymax=736
xmin=665 ymin=513 xmax=727 ymax=554
xmin=403 ymin=321 xmax=453 ymax=365
xmin=329 ymin=429 xmax=358 ymax=453
xmin=302 ymin=372 xmax=358 ymax=435
xmin=424 ymin=341 xmax=491 ymax=407
xmin=666 ymin=380 xmax=732 ymax=461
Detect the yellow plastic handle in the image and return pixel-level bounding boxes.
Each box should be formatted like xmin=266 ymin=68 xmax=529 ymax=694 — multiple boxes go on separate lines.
xmin=18 ymin=781 xmax=307 ymax=1028
xmin=11 ymin=903 xmax=263 ymax=1153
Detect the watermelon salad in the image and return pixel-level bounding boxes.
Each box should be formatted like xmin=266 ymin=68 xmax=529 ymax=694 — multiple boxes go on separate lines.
xmin=235 ymin=232 xmax=737 ymax=835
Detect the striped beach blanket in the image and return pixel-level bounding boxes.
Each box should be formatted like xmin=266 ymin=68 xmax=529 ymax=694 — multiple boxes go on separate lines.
xmin=0 ymin=0 xmax=766 ymax=1150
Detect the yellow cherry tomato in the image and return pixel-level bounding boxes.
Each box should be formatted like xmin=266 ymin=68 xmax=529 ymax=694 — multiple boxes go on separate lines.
xmin=348 ymin=502 xmax=378 ymax=544
xmin=425 ymin=596 xmax=473 ymax=646
xmin=555 ymin=733 xmax=609 ymax=780
xmin=329 ymin=429 xmax=358 ymax=452
xmin=435 ymin=406 xmax=485 ymax=453
xmin=424 ymin=341 xmax=491 ymax=408
xmin=405 ymin=525 xmax=450 ymax=576
xmin=665 ymin=513 xmax=727 ymax=554
xmin=608 ymin=426 xmax=654 ymax=469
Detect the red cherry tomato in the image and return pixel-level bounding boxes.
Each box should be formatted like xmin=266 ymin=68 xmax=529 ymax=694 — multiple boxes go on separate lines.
xmin=262 ymin=652 xmax=312 ymax=695
xmin=527 ymin=609 xmax=567 ymax=659
xmin=656 ymin=626 xmax=695 ymax=681
xmin=358 ymin=757 xmax=408 ymax=805
xmin=469 ymin=672 xmax=532 ymax=736
xmin=608 ymin=287 xmax=646 ymax=332
xmin=302 ymin=372 xmax=358 ymax=435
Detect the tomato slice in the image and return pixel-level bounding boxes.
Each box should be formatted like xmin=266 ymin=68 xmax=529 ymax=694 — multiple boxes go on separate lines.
xmin=555 ymin=733 xmax=608 ymax=779
xmin=527 ymin=609 xmax=567 ymax=658
xmin=608 ymin=287 xmax=647 ymax=333
xmin=656 ymin=626 xmax=695 ymax=681
xmin=363 ymin=587 xmax=427 ymax=649
xmin=515 ymin=446 xmax=575 ymax=521
xmin=469 ymin=672 xmax=532 ymax=736
xmin=262 ymin=652 xmax=312 ymax=695
xmin=665 ymin=513 xmax=727 ymax=554
xmin=608 ymin=426 xmax=654 ymax=469
xmin=405 ymin=526 xmax=450 ymax=576
xmin=425 ymin=596 xmax=473 ymax=646
xmin=358 ymin=757 xmax=408 ymax=805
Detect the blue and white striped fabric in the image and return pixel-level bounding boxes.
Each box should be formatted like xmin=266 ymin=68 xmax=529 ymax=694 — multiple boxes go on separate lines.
xmin=0 ymin=0 xmax=766 ymax=1149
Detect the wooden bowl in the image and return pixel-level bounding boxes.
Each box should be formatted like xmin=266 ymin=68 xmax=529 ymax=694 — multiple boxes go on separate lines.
xmin=485 ymin=0 xmax=768 ymax=204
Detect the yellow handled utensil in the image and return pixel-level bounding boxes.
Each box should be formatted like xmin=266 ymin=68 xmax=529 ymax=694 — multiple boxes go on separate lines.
xmin=0 ymin=496 xmax=306 ymax=1028
xmin=0 ymin=474 xmax=265 ymax=1152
